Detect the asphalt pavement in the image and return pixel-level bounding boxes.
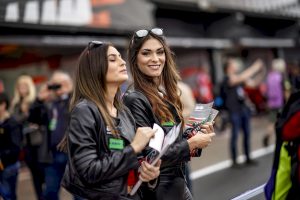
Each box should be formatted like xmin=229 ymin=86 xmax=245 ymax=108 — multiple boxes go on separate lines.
xmin=189 ymin=114 xmax=275 ymax=200
xmin=192 ymin=153 xmax=273 ymax=200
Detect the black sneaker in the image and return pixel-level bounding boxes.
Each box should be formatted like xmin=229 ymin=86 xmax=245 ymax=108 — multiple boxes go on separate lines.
xmin=262 ymin=135 xmax=269 ymax=147
xmin=245 ymin=159 xmax=258 ymax=166
xmin=231 ymin=162 xmax=242 ymax=169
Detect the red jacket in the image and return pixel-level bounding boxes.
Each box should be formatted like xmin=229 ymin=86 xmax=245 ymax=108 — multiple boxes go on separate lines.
xmin=283 ymin=111 xmax=300 ymax=184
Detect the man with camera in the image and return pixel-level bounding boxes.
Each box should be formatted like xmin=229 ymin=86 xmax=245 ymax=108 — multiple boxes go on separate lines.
xmin=44 ymin=71 xmax=73 ymax=200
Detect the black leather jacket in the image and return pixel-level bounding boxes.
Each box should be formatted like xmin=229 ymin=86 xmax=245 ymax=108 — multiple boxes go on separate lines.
xmin=123 ymin=90 xmax=191 ymax=166
xmin=123 ymin=90 xmax=192 ymax=200
xmin=123 ymin=90 xmax=190 ymax=191
xmin=0 ymin=117 xmax=22 ymax=168
xmin=61 ymin=99 xmax=141 ymax=200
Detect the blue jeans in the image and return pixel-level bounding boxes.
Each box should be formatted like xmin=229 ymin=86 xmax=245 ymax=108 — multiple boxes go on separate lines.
xmin=44 ymin=150 xmax=67 ymax=200
xmin=43 ymin=150 xmax=82 ymax=200
xmin=0 ymin=162 xmax=20 ymax=200
xmin=229 ymin=107 xmax=251 ymax=163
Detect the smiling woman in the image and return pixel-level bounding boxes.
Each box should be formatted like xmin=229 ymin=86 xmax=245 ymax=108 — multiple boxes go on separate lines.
xmin=137 ymin=38 xmax=166 ymax=79
xmin=123 ymin=28 xmax=215 ymax=200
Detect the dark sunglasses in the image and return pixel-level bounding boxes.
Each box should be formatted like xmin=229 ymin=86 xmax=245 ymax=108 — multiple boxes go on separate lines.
xmin=134 ymin=28 xmax=164 ymax=38
xmin=88 ymin=41 xmax=103 ymax=51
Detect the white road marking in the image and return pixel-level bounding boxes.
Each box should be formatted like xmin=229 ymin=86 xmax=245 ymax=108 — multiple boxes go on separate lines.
xmin=190 ymin=144 xmax=275 ymax=180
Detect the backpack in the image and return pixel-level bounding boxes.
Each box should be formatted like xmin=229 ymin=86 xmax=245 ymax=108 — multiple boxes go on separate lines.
xmin=264 ymin=91 xmax=300 ymax=200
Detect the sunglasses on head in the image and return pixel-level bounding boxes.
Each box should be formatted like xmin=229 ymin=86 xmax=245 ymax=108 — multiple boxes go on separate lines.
xmin=87 ymin=41 xmax=103 ymax=67
xmin=88 ymin=41 xmax=103 ymax=51
xmin=134 ymin=28 xmax=164 ymax=38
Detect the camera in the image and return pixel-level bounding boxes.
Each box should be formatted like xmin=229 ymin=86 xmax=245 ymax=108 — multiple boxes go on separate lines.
xmin=47 ymin=83 xmax=61 ymax=90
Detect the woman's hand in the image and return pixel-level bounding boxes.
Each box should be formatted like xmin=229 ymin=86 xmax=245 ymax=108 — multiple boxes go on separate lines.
xmin=131 ymin=127 xmax=157 ymax=153
xmin=200 ymin=122 xmax=214 ymax=134
xmin=139 ymin=160 xmax=161 ymax=182
xmin=187 ymin=125 xmax=215 ymax=150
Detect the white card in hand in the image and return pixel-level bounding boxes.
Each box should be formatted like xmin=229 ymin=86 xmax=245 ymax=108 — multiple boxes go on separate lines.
xmin=149 ymin=123 xmax=165 ymax=153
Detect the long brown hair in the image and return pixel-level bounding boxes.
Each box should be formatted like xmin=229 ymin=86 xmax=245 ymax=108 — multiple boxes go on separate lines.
xmin=128 ymin=31 xmax=183 ymax=124
xmin=58 ymin=42 xmax=123 ymax=151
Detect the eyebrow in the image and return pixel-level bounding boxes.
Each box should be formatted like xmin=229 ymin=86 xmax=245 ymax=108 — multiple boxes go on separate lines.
xmin=141 ymin=47 xmax=164 ymax=51
xmin=107 ymin=53 xmax=120 ymax=57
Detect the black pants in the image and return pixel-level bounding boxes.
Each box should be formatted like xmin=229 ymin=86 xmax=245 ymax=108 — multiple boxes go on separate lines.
xmin=155 ymin=176 xmax=193 ymax=200
xmin=141 ymin=176 xmax=193 ymax=200
xmin=24 ymin=146 xmax=45 ymax=200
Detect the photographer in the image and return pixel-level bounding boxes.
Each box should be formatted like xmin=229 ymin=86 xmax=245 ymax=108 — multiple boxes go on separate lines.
xmin=43 ymin=71 xmax=74 ymax=200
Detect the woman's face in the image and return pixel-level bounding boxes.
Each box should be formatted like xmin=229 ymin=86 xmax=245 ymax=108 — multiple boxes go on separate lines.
xmin=106 ymin=46 xmax=128 ymax=85
xmin=137 ymin=38 xmax=166 ymax=78
xmin=18 ymin=81 xmax=29 ymax=97
xmin=228 ymin=59 xmax=240 ymax=74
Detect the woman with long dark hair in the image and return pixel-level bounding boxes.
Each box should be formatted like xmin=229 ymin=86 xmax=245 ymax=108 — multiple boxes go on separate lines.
xmin=123 ymin=28 xmax=215 ymax=200
xmin=60 ymin=41 xmax=161 ymax=200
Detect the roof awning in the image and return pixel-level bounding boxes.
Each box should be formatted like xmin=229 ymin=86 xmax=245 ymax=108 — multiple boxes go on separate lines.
xmin=0 ymin=35 xmax=232 ymax=49
xmin=153 ymin=0 xmax=300 ymax=19
xmin=166 ymin=37 xmax=232 ymax=48
xmin=0 ymin=0 xmax=155 ymax=31
xmin=0 ymin=35 xmax=129 ymax=47
xmin=239 ymin=38 xmax=295 ymax=48
xmin=0 ymin=35 xmax=296 ymax=48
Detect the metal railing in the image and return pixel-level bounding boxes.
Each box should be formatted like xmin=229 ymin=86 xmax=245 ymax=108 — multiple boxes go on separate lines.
xmin=231 ymin=184 xmax=266 ymax=200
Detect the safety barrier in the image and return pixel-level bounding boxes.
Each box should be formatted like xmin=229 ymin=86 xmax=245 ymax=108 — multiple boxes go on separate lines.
xmin=231 ymin=183 xmax=266 ymax=200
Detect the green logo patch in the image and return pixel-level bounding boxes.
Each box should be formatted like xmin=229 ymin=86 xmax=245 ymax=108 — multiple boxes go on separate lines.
xmin=109 ymin=138 xmax=124 ymax=150
xmin=161 ymin=121 xmax=175 ymax=126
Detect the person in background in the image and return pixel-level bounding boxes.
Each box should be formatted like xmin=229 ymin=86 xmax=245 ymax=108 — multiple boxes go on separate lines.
xmin=264 ymin=90 xmax=300 ymax=200
xmin=289 ymin=61 xmax=300 ymax=93
xmin=10 ymin=75 xmax=36 ymax=125
xmin=26 ymin=84 xmax=53 ymax=200
xmin=280 ymin=91 xmax=300 ymax=199
xmin=0 ymin=79 xmax=4 ymax=93
xmin=44 ymin=71 xmax=73 ymax=200
xmin=178 ymin=81 xmax=196 ymax=120
xmin=222 ymin=58 xmax=263 ymax=167
xmin=262 ymin=59 xmax=286 ymax=147
xmin=0 ymin=92 xmax=23 ymax=200
xmin=177 ymin=81 xmax=196 ymax=194
xmin=195 ymin=67 xmax=214 ymax=103
xmin=10 ymin=75 xmax=45 ymax=199
xmin=123 ymin=28 xmax=215 ymax=200
xmin=59 ymin=41 xmax=161 ymax=200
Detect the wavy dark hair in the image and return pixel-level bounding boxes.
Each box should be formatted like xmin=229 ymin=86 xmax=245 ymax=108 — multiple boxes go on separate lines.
xmin=58 ymin=42 xmax=123 ymax=151
xmin=128 ymin=31 xmax=183 ymax=124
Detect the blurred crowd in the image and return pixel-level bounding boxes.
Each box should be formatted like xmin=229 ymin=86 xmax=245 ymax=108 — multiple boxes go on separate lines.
xmin=0 ymin=71 xmax=75 ymax=200
xmin=0 ymin=55 xmax=300 ymax=200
